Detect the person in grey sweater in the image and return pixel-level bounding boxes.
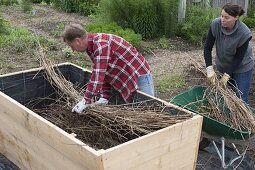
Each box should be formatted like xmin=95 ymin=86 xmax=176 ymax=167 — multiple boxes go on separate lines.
xmin=204 ymin=2 xmax=254 ymax=103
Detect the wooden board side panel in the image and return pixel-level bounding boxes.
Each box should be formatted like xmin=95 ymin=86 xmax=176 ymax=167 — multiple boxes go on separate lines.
xmin=0 ymin=92 xmax=103 ymax=170
xmin=131 ymin=140 xmax=199 ymax=170
xmin=102 ymin=116 xmax=203 ymax=170
xmin=0 ymin=121 xmax=87 ymax=170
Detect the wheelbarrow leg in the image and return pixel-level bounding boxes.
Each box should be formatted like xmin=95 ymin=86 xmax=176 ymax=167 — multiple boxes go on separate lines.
xmin=212 ymin=137 xmax=244 ymax=169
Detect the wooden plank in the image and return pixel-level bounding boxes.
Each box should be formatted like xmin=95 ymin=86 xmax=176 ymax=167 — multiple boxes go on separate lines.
xmin=0 ymin=119 xmax=88 ymax=170
xmin=158 ymin=140 xmax=199 ymax=170
xmin=101 ymin=116 xmax=203 ymax=170
xmin=0 ymin=92 xmax=103 ymax=170
xmin=131 ymin=140 xmax=198 ymax=170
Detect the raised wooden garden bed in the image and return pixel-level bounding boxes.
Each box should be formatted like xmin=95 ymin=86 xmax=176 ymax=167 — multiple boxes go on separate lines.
xmin=0 ymin=63 xmax=203 ymax=170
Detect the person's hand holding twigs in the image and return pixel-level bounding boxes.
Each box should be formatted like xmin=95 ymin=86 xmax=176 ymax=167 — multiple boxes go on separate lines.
xmin=220 ymin=73 xmax=230 ymax=88
xmin=206 ymin=66 xmax=216 ymax=85
xmin=72 ymin=98 xmax=90 ymax=114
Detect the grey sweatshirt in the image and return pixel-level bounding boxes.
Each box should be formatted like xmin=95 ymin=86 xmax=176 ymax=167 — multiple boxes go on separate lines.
xmin=211 ymin=18 xmax=254 ymax=73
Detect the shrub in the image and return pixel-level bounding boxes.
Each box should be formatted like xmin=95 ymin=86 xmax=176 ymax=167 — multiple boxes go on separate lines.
xmin=51 ymin=0 xmax=75 ymax=13
xmin=155 ymin=73 xmax=186 ymax=92
xmin=97 ymin=0 xmax=179 ymax=39
xmin=78 ymin=0 xmax=99 ymax=16
xmin=31 ymin=0 xmax=43 ymax=3
xmin=176 ymin=5 xmax=220 ymax=47
xmin=0 ymin=0 xmax=18 ymax=6
xmin=242 ymin=17 xmax=255 ymax=28
xmin=30 ymin=0 xmax=51 ymax=3
xmin=242 ymin=6 xmax=255 ymax=29
xmin=0 ymin=17 xmax=9 ymax=35
xmin=0 ymin=27 xmax=37 ymax=52
xmin=86 ymin=22 xmax=142 ymax=48
xmin=158 ymin=36 xmax=169 ymax=49
xmin=21 ymin=0 xmax=33 ymax=13
xmin=51 ymin=0 xmax=99 ymax=16
xmin=247 ymin=5 xmax=255 ymax=18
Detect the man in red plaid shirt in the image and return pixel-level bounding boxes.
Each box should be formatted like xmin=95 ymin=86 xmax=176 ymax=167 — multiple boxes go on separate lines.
xmin=63 ymin=23 xmax=154 ymax=113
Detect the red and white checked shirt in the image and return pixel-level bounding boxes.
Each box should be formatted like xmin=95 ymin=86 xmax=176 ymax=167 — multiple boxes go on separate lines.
xmin=84 ymin=33 xmax=151 ymax=103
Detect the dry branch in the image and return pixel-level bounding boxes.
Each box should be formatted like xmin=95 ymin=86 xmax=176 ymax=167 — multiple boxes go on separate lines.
xmin=34 ymin=39 xmax=193 ymax=149
xmin=185 ymin=51 xmax=255 ymax=133
xmin=34 ymin=102 xmax=192 ymax=149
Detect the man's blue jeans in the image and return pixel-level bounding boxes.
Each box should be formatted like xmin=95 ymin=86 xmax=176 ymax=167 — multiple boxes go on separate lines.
xmin=138 ymin=74 xmax=155 ymax=96
xmin=229 ymin=69 xmax=253 ymax=104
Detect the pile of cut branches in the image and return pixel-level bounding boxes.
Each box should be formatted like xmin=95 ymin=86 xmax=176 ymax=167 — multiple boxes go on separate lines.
xmin=34 ymin=41 xmax=193 ymax=149
xmin=34 ymin=101 xmax=192 ymax=149
xmin=187 ymin=52 xmax=255 ymax=133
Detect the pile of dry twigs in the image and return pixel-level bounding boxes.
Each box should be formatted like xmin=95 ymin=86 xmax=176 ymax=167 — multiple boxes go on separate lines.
xmin=34 ymin=101 xmax=192 ymax=149
xmin=34 ymin=43 xmax=193 ymax=149
xmin=202 ymin=83 xmax=255 ymax=133
xmin=187 ymin=52 xmax=255 ymax=133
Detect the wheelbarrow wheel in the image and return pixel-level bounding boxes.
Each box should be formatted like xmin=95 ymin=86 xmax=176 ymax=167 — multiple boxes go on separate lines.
xmin=199 ymin=138 xmax=211 ymax=150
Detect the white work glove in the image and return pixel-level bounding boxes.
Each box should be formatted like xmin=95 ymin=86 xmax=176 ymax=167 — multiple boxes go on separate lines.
xmin=94 ymin=98 xmax=109 ymax=105
xmin=72 ymin=98 xmax=88 ymax=114
xmin=220 ymin=73 xmax=230 ymax=87
xmin=206 ymin=66 xmax=216 ymax=85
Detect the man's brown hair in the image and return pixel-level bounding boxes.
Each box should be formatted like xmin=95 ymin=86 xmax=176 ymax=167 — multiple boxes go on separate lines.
xmin=63 ymin=23 xmax=86 ymax=42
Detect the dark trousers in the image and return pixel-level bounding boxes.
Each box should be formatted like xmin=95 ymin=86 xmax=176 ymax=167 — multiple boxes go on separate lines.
xmin=229 ymin=69 xmax=253 ymax=104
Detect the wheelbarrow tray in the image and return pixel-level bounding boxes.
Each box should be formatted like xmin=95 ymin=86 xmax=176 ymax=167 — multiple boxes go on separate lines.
xmin=170 ymin=86 xmax=253 ymax=140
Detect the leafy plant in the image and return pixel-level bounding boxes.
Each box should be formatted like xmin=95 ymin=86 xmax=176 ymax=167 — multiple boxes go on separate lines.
xmin=51 ymin=22 xmax=65 ymax=38
xmin=51 ymin=0 xmax=99 ymax=16
xmin=0 ymin=61 xmax=16 ymax=69
xmin=242 ymin=6 xmax=255 ymax=29
xmin=0 ymin=0 xmax=18 ymax=6
xmin=97 ymin=0 xmax=179 ymax=39
xmin=62 ymin=46 xmax=74 ymax=58
xmin=0 ymin=17 xmax=9 ymax=35
xmin=247 ymin=5 xmax=255 ymax=18
xmin=0 ymin=27 xmax=37 ymax=52
xmin=158 ymin=36 xmax=169 ymax=49
xmin=242 ymin=17 xmax=255 ymax=28
xmin=177 ymin=5 xmax=220 ymax=47
xmin=31 ymin=0 xmax=51 ymax=3
xmin=21 ymin=0 xmax=33 ymax=13
xmin=86 ymin=22 xmax=142 ymax=48
xmin=78 ymin=0 xmax=99 ymax=16
xmin=30 ymin=0 xmax=43 ymax=3
xmin=155 ymin=73 xmax=185 ymax=92
xmin=38 ymin=36 xmax=58 ymax=50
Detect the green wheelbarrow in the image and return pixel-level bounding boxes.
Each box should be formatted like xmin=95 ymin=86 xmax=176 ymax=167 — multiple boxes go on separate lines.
xmin=170 ymin=86 xmax=255 ymax=169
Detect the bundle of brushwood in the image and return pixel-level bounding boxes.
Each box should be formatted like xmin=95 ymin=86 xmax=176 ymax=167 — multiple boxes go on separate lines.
xmin=201 ymin=85 xmax=255 ymax=133
xmin=36 ymin=41 xmax=193 ymax=149
xmin=34 ymin=101 xmax=192 ymax=149
xmin=38 ymin=43 xmax=82 ymax=107
xmin=187 ymin=52 xmax=255 ymax=133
